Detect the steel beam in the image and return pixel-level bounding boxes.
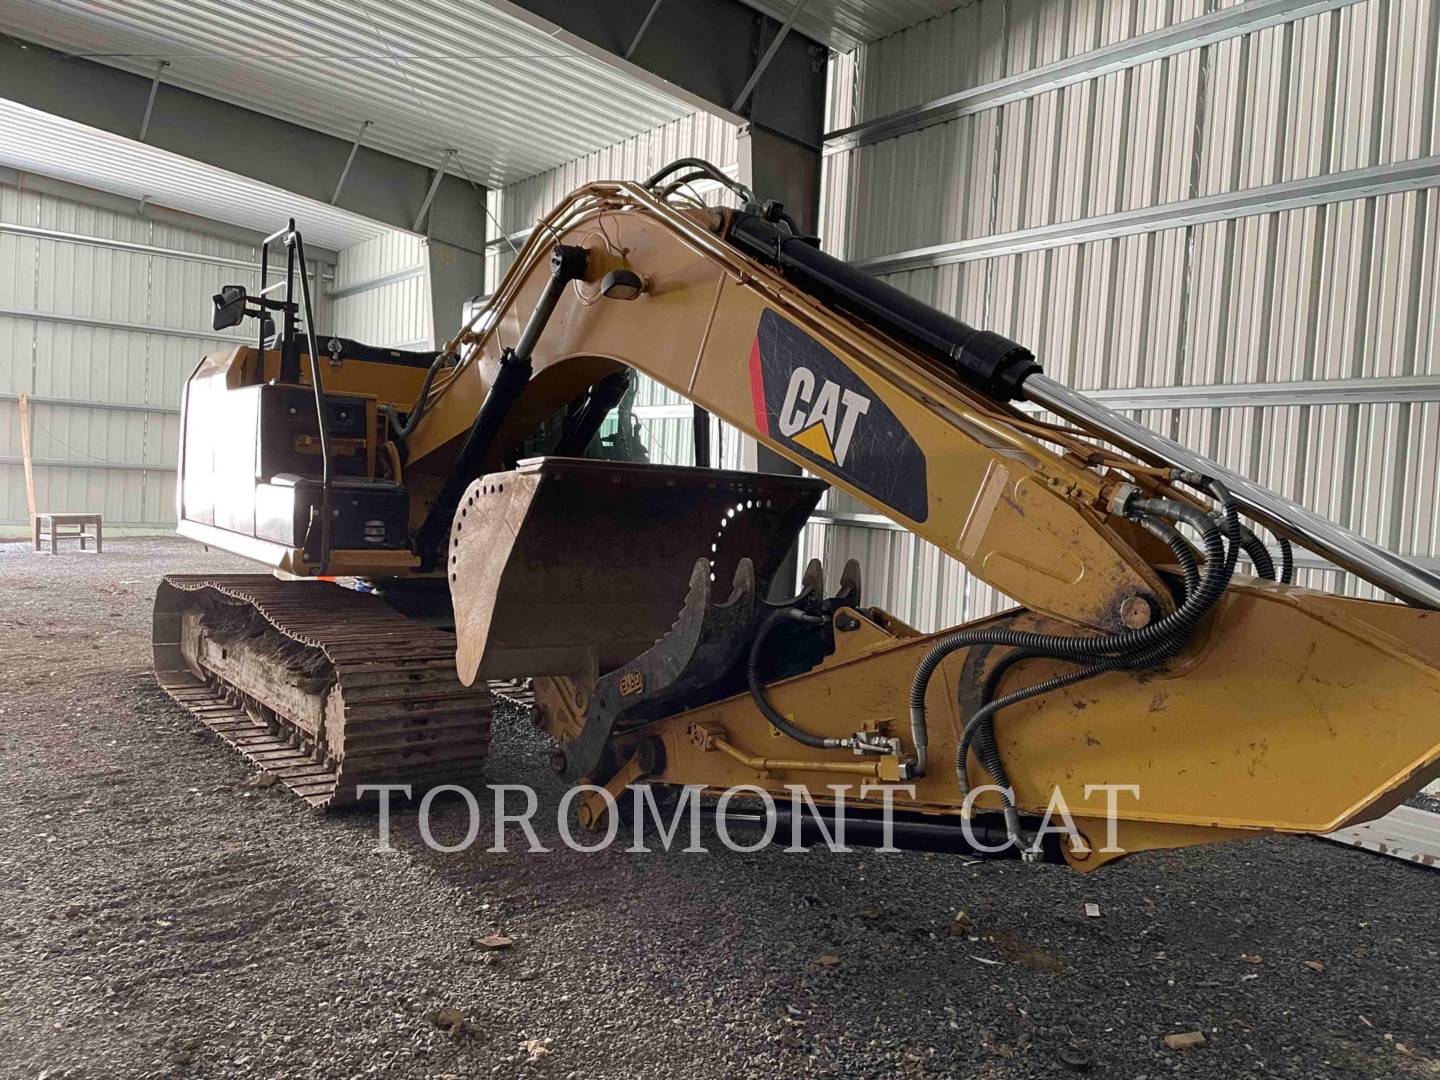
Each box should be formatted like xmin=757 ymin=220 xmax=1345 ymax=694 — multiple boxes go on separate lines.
xmin=732 ymin=0 xmax=809 ymax=114
xmin=489 ymin=0 xmax=827 ymax=150
xmin=0 ymin=393 xmax=179 ymax=416
xmin=0 ymin=37 xmax=487 ymax=254
xmin=414 ymin=150 xmax=458 ymax=233
xmin=1036 ymin=375 xmax=1440 ymax=411
xmin=825 ymin=0 xmax=1365 ymax=152
xmin=325 ymin=264 xmax=426 ymax=301
xmin=855 ymin=156 xmax=1440 ymax=275
xmin=625 ymin=0 xmax=667 ymax=59
xmin=0 ymin=218 xmax=335 ymax=278
xmin=738 ymin=123 xmax=822 ymax=231
xmin=428 ymin=240 xmax=487 ymax=346
xmin=0 ymin=168 xmax=342 ymax=263
xmin=0 ymin=220 xmax=262 ymax=273
xmin=137 ymin=59 xmax=169 ymax=143
xmin=0 ymin=306 xmax=243 ymax=344
xmin=331 ymin=120 xmax=374 ymax=205
xmin=0 ymin=455 xmax=175 ymax=473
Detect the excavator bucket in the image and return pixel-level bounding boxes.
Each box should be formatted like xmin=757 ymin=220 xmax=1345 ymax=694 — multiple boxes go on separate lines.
xmin=449 ymin=457 xmax=827 ymax=684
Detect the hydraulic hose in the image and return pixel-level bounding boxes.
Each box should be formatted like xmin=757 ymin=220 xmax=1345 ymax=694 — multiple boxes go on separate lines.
xmin=1278 ymin=538 xmax=1296 ymax=584
xmin=907 ymin=494 xmax=1231 ymax=779
xmin=1180 ymin=474 xmax=1242 ymax=576
xmin=1139 ymin=518 xmax=1201 ymax=597
xmin=909 ymin=482 xmax=1240 ymax=850
xmin=748 ymin=608 xmax=838 ymax=749
xmin=956 ymin=510 xmax=1226 ymax=785
xmin=1236 ymin=523 xmax=1277 ymax=580
xmin=642 ymin=158 xmax=755 ymax=206
xmin=381 ymin=350 xmax=449 ymax=446
xmin=955 ymin=517 xmax=1207 ymax=801
xmin=949 ymin=501 xmax=1236 ymax=851
xmin=957 ymin=632 xmax=1203 ymax=799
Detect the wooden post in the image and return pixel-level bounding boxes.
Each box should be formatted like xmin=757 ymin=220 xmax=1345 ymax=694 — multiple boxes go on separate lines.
xmin=17 ymin=391 xmax=36 ymax=525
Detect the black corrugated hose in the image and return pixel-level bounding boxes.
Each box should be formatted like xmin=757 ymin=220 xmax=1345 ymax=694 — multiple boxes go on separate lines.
xmin=907 ymin=480 xmax=1242 ymax=851
xmin=956 ymin=518 xmax=1218 ymax=804
xmin=748 ymin=607 xmax=838 ymax=749
xmin=1278 ymin=537 xmax=1296 ymax=584
xmin=1237 ymin=523 xmax=1277 ymax=580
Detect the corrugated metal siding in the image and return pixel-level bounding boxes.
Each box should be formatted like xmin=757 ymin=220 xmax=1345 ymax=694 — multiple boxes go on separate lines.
xmin=818 ymin=0 xmax=1440 ymax=629
xmin=2 ymin=0 xmax=693 ymax=189
xmin=331 ymin=232 xmax=431 ymax=349
xmin=0 ymin=99 xmax=391 ymax=252
xmin=1 ymin=181 xmax=334 ymax=531
xmin=744 ymin=0 xmax=976 ymax=51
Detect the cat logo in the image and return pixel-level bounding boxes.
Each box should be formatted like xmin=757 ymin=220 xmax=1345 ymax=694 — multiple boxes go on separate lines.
xmin=775 ymin=368 xmax=870 ymax=467
xmin=748 ymin=309 xmax=929 ymax=522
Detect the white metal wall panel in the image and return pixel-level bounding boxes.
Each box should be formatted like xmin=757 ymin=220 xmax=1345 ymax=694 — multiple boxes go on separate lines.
xmin=331 ymin=233 xmax=430 ymax=350
xmin=744 ymin=0 xmax=975 ymax=52
xmin=496 ymin=112 xmax=742 ymax=235
xmin=0 ymin=99 xmax=391 ymax=252
xmin=826 ymin=0 xmax=1214 ymax=131
xmin=1 ymin=181 xmax=337 ymax=531
xmin=2 ymin=1 xmax=693 ymax=190
xmin=816 ymin=0 xmax=1440 ymax=626
xmin=333 ymin=233 xmax=425 ymax=291
xmin=331 ymin=276 xmax=431 ymax=350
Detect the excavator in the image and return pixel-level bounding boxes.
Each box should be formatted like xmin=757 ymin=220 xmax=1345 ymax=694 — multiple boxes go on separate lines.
xmin=152 ymin=158 xmax=1440 ymax=871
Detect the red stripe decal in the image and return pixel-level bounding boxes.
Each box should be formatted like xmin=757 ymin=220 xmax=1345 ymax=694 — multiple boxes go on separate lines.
xmin=748 ymin=335 xmax=769 ymax=436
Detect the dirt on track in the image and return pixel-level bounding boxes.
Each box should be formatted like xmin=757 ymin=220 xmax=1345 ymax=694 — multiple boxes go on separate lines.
xmin=1 ymin=537 xmax=1437 ymax=1080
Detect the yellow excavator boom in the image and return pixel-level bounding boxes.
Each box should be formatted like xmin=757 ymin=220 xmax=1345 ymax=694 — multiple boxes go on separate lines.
xmin=159 ymin=162 xmax=1440 ymax=867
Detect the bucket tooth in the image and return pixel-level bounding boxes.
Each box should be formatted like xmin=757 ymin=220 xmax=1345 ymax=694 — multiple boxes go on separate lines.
xmin=555 ymin=556 xmax=763 ymax=781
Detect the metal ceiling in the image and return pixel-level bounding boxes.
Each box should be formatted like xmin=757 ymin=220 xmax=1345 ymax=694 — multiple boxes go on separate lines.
xmin=0 ymin=0 xmax=695 ymax=188
xmin=0 ymin=98 xmax=392 ymax=250
xmin=743 ymin=0 xmax=973 ymax=52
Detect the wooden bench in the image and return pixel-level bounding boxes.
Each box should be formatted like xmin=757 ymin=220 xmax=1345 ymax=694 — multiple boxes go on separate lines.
xmin=33 ymin=513 xmax=103 ymax=554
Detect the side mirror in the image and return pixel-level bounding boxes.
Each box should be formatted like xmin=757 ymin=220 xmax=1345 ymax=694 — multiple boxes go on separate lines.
xmin=212 ymin=285 xmax=249 ymax=330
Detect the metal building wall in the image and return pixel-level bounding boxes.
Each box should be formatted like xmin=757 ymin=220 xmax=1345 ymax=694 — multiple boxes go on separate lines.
xmin=0 ymin=181 xmax=332 ymax=532
xmin=330 ymin=232 xmax=431 ymax=351
xmin=489 ymin=112 xmax=755 ymax=473
xmin=815 ymin=0 xmax=1440 ymax=630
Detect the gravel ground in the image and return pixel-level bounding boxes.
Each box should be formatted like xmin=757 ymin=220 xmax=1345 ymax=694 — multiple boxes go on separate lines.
xmin=1 ymin=537 xmax=1438 ymax=1079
